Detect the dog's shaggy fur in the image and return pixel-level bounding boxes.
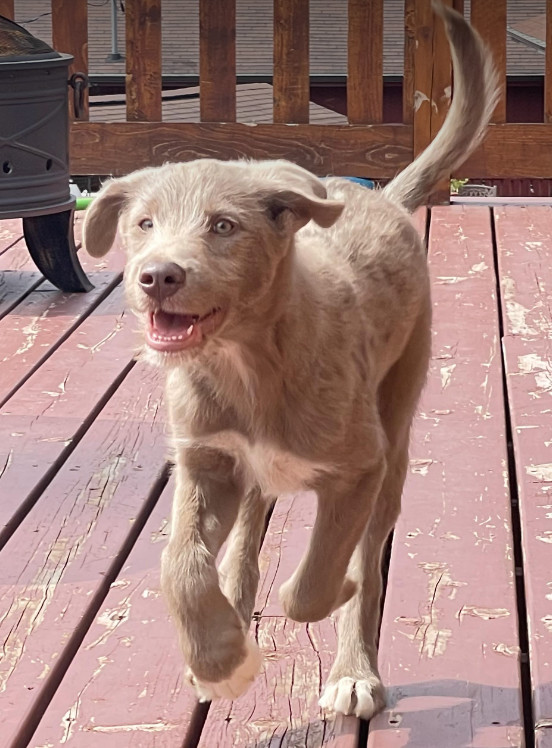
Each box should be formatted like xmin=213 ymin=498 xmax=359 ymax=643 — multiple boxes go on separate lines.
xmin=83 ymin=3 xmax=498 ymax=718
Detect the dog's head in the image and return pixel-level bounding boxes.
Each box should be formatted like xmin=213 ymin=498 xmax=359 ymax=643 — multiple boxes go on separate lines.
xmin=83 ymin=159 xmax=344 ymax=364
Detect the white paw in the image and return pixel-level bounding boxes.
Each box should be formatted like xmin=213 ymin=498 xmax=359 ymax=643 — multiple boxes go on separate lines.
xmin=319 ymin=676 xmax=385 ymax=719
xmin=188 ymin=637 xmax=262 ymax=702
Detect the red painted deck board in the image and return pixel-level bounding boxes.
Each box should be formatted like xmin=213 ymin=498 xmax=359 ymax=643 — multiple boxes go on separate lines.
xmin=29 ymin=479 xmax=200 ymax=748
xmin=0 ymin=362 xmax=167 ymax=747
xmin=494 ymin=206 xmax=552 ymax=746
xmin=368 ymin=206 xmax=523 ymax=747
xmin=200 ymin=492 xmax=358 ymax=747
xmin=0 ymin=284 xmax=141 ymax=537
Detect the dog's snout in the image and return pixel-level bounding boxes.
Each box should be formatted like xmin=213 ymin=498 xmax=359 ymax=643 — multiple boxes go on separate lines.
xmin=139 ymin=262 xmax=186 ymax=300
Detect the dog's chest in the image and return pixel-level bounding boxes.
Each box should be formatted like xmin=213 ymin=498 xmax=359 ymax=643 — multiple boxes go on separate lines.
xmin=182 ymin=431 xmax=328 ymax=495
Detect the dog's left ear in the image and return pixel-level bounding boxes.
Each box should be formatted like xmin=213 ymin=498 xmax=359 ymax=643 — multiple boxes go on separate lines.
xmin=263 ymin=189 xmax=344 ymax=231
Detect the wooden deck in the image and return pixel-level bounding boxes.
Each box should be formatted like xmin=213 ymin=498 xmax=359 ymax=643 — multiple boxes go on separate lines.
xmin=0 ymin=205 xmax=550 ymax=748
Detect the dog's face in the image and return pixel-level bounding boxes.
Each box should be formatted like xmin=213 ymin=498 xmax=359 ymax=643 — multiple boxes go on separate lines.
xmin=83 ymin=159 xmax=343 ymax=364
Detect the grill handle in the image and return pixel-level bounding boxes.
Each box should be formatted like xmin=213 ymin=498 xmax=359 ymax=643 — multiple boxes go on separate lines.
xmin=69 ymin=73 xmax=89 ymax=120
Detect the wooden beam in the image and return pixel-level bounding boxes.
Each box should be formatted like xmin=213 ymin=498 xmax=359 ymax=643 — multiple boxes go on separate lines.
xmin=273 ymin=0 xmax=310 ymax=124
xmin=456 ymin=124 xmax=552 ymax=179
xmin=125 ymin=0 xmax=162 ymax=122
xmin=470 ymin=0 xmax=507 ymax=123
xmin=199 ymin=0 xmax=236 ymax=122
xmin=347 ymin=0 xmax=383 ymax=124
xmin=52 ymin=0 xmax=89 ymax=120
xmin=69 ymin=121 xmax=412 ymax=177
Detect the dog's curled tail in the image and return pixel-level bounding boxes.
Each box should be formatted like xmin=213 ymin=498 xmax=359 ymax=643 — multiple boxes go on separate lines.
xmin=382 ymin=1 xmax=499 ymax=212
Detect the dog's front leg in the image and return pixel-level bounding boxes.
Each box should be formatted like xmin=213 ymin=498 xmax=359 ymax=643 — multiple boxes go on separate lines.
xmin=161 ymin=447 xmax=262 ymax=701
xmin=279 ymin=458 xmax=386 ymax=623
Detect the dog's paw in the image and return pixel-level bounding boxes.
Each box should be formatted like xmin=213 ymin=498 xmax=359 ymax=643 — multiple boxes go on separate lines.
xmin=319 ymin=675 xmax=385 ymax=719
xmin=187 ymin=637 xmax=262 ymax=702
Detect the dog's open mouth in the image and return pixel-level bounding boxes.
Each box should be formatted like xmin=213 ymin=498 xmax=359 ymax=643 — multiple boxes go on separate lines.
xmin=146 ymin=307 xmax=224 ymax=352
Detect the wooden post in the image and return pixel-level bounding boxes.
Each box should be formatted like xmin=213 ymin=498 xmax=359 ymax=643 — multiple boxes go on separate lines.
xmin=126 ymin=0 xmax=162 ymax=122
xmin=52 ymin=0 xmax=89 ymax=121
xmin=199 ymin=0 xmax=236 ymax=122
xmin=403 ymin=0 xmax=416 ymax=125
xmin=273 ymin=0 xmax=309 ymax=124
xmin=347 ymin=0 xmax=383 ymax=124
xmin=471 ymin=0 xmax=507 ymax=123
xmin=546 ymin=0 xmax=552 ymax=122
xmin=413 ymin=0 xmax=453 ymax=203
xmin=0 ymin=0 xmax=14 ymax=19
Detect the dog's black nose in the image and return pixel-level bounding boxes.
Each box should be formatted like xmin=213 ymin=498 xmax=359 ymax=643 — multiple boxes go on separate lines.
xmin=139 ymin=262 xmax=186 ymax=300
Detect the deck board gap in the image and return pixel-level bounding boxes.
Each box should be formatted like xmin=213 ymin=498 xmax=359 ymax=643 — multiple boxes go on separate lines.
xmin=490 ymin=207 xmax=536 ymax=747
xmin=11 ymin=461 xmax=172 ymax=748
xmin=0 ymin=236 xmax=24 ymax=256
xmin=0 ymin=360 xmax=136 ymax=552
xmin=0 ymin=273 xmax=123 ymax=410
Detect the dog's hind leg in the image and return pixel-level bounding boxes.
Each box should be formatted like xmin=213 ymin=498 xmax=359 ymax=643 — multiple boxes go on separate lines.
xmin=161 ymin=447 xmax=262 ymax=702
xmin=218 ymin=487 xmax=272 ymax=626
xmin=320 ymin=302 xmax=431 ymax=719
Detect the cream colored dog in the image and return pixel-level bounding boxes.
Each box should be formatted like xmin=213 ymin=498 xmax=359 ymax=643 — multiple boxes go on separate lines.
xmin=83 ymin=3 xmax=497 ymax=719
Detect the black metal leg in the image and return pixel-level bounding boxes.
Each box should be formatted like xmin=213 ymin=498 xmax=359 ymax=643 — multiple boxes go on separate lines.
xmin=22 ymin=209 xmax=93 ymax=293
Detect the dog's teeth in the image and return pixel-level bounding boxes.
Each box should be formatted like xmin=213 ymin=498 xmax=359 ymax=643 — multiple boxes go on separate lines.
xmin=187 ymin=324 xmax=194 ymax=335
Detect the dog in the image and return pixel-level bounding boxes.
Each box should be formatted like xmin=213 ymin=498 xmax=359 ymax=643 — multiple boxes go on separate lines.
xmin=83 ymin=2 xmax=497 ymax=719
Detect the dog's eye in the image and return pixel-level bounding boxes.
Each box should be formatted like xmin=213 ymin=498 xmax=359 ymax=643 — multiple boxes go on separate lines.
xmin=211 ymin=219 xmax=235 ymax=236
xmin=139 ymin=218 xmax=154 ymax=231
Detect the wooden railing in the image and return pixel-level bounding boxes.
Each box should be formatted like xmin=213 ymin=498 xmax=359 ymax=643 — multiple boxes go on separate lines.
xmin=4 ymin=0 xmax=552 ymax=187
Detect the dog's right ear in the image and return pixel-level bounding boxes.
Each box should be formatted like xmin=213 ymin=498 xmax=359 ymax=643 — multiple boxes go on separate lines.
xmin=83 ymin=178 xmax=130 ymax=258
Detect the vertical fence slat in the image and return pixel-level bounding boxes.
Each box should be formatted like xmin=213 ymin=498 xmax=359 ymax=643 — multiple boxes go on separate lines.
xmin=470 ymin=0 xmax=507 ymax=123
xmin=403 ymin=0 xmax=415 ymax=124
xmin=199 ymin=0 xmax=236 ymax=122
xmin=273 ymin=0 xmax=309 ymax=124
xmin=347 ymin=0 xmax=383 ymax=124
xmin=126 ymin=0 xmax=162 ymax=122
xmin=52 ymin=0 xmax=89 ymax=121
xmin=546 ymin=0 xmax=552 ymax=122
xmin=413 ymin=0 xmax=453 ymax=202
xmin=0 ymin=1 xmax=14 ymax=18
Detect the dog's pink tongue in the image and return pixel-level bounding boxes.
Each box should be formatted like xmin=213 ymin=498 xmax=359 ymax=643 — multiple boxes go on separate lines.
xmin=153 ymin=310 xmax=193 ymax=335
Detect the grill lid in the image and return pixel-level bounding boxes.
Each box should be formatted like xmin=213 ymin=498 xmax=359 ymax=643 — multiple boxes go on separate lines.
xmin=0 ymin=14 xmax=61 ymax=62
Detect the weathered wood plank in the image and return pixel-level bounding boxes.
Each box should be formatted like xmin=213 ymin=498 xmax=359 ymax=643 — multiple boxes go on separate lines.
xmin=470 ymin=0 xmax=506 ymax=123
xmin=0 ymin=236 xmax=42 ymax=320
xmin=30 ymin=478 xmax=199 ymax=748
xmin=69 ymin=121 xmax=412 ymax=177
xmin=0 ymin=364 xmax=167 ymax=748
xmin=494 ymin=206 xmax=552 ymax=747
xmin=368 ymin=206 xmax=523 ymax=747
xmin=52 ymin=0 xmax=89 ymax=120
xmin=273 ymin=0 xmax=309 ymax=124
xmin=0 ymin=218 xmax=22 ymax=253
xmin=347 ymin=0 xmax=383 ymax=124
xmin=125 ymin=0 xmax=162 ymax=121
xmin=0 ymin=284 xmax=140 ymax=541
xmin=200 ymin=492 xmax=358 ymax=746
xmin=0 ymin=217 xmax=125 ymax=406
xmin=457 ymin=124 xmax=552 ymax=179
xmin=199 ymin=0 xmax=236 ymax=122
